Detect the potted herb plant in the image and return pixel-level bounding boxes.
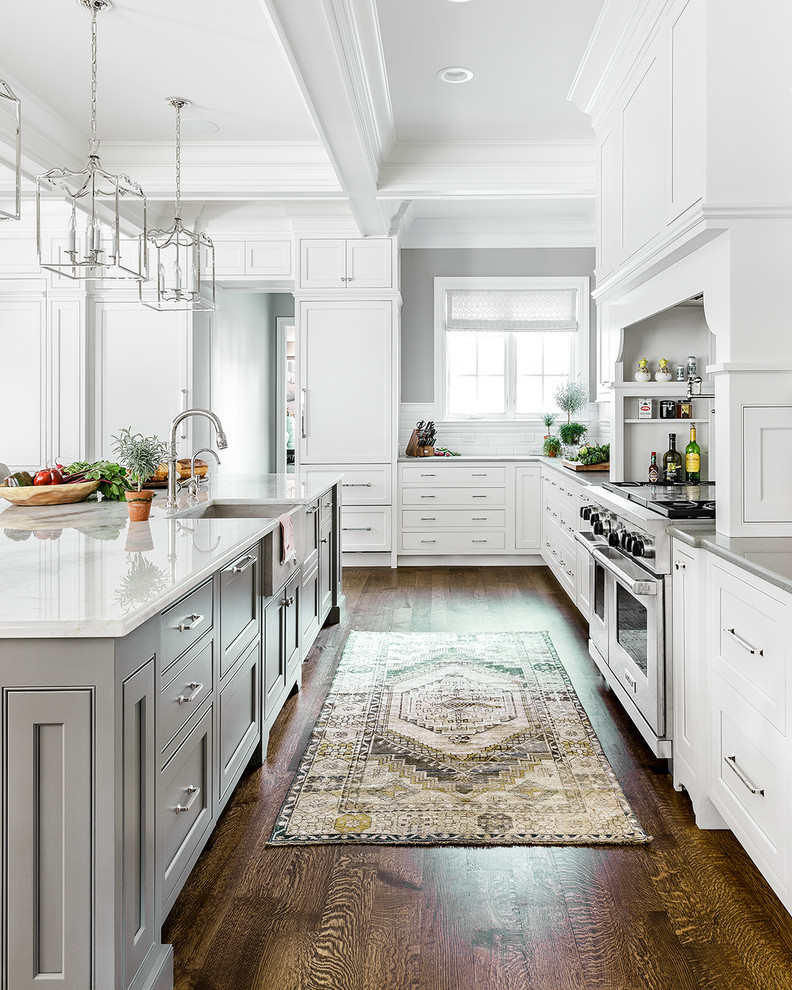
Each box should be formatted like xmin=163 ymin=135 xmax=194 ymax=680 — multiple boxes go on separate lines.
xmin=542 ymin=412 xmax=557 ymax=439
xmin=554 ymin=377 xmax=589 ymax=453
xmin=112 ymin=428 xmax=170 ymax=521
xmin=542 ymin=435 xmax=562 ymax=458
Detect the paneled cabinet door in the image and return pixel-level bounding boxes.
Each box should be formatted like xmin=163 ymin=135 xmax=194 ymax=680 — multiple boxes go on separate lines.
xmin=345 ymin=239 xmax=392 ymax=289
xmin=6 ymin=689 xmax=94 ymax=990
xmin=299 ymin=238 xmax=393 ymax=290
xmin=94 ymin=302 xmax=190 ymax=460
xmin=299 ymin=299 xmax=393 ymax=463
xmin=514 ymin=466 xmax=541 ymax=550
xmin=0 ymin=297 xmax=46 ymax=470
xmin=299 ymin=239 xmax=345 ymax=288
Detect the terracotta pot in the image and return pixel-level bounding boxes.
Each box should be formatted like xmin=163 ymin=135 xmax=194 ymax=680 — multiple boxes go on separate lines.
xmin=125 ymin=489 xmax=155 ymax=522
xmin=124 ymin=521 xmax=154 ymax=552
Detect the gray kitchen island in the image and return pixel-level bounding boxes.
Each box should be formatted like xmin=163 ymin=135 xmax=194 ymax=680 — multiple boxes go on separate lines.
xmin=0 ymin=473 xmax=343 ymax=990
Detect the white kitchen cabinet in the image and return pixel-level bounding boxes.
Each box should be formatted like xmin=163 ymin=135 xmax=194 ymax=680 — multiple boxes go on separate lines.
xmin=540 ymin=465 xmax=595 ymax=613
xmin=0 ymin=295 xmax=46 ymax=470
xmin=671 ymin=541 xmax=725 ymax=828
xmin=514 ymin=465 xmax=541 ymax=551
xmin=299 ymin=238 xmax=393 ymax=290
xmin=93 ymin=300 xmax=192 ymax=460
xmin=668 ymin=0 xmax=704 ymax=221
xmin=203 ymin=238 xmax=292 ymax=279
xmin=298 ymin=299 xmax=393 ymax=464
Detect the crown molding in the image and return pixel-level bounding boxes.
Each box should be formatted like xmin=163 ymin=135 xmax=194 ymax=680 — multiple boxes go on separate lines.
xmin=100 ymin=141 xmax=342 ymax=200
xmin=378 ymin=163 xmax=596 ymax=200
xmin=0 ymin=75 xmax=86 ymax=180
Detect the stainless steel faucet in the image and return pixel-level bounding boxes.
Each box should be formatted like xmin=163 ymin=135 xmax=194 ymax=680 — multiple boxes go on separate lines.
xmin=186 ymin=448 xmax=221 ymax=500
xmin=166 ymin=409 xmax=228 ymax=509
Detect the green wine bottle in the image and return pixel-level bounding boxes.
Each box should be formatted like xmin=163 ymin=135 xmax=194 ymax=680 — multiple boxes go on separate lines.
xmin=685 ymin=426 xmax=701 ymax=483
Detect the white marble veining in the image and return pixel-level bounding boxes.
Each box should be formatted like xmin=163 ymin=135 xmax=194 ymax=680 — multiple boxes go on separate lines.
xmin=0 ymin=473 xmax=342 ymax=639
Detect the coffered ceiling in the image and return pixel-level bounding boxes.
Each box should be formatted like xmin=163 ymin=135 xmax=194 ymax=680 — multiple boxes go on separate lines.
xmin=0 ymin=0 xmax=605 ymax=243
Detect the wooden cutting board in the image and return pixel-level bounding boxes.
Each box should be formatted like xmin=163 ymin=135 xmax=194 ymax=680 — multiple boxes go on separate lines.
xmin=562 ymin=460 xmax=610 ymax=472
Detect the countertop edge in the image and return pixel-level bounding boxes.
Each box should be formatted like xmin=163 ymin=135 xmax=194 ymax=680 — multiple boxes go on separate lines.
xmin=669 ymin=523 xmax=792 ymax=595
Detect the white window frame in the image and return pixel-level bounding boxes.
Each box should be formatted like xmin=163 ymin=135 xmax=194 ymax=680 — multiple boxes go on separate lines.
xmin=433 ymin=276 xmax=590 ymax=422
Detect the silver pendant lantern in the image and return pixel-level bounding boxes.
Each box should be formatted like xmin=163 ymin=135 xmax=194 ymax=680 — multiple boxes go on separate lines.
xmin=36 ymin=0 xmax=147 ymax=281
xmin=0 ymin=81 xmax=22 ymax=221
xmin=140 ymin=98 xmax=215 ymax=311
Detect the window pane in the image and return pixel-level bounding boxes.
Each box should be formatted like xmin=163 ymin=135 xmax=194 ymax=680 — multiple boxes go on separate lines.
xmin=478 ymin=334 xmax=505 ymax=375
xmin=515 ymin=376 xmax=543 ymax=415
xmin=448 ymin=376 xmax=477 ymax=415
xmin=447 ymin=332 xmax=477 ymax=375
xmin=543 ymin=333 xmax=573 ymax=374
xmin=478 ymin=376 xmax=506 ymax=414
xmin=514 ymin=334 xmax=542 ymax=374
xmin=545 ymin=375 xmax=567 ymax=412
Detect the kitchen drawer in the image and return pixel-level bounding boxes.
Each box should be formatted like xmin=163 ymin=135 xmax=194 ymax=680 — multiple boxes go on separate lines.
xmin=305 ymin=464 xmax=391 ymax=505
xmin=319 ymin=489 xmax=335 ymax=527
xmin=544 ymin=539 xmax=576 ymax=597
xmin=219 ymin=543 xmax=260 ymax=678
xmin=401 ymin=487 xmax=506 ymax=507
xmin=160 ymin=636 xmax=214 ymax=751
xmin=710 ymin=687 xmax=787 ymax=888
xmin=262 ymin=508 xmax=304 ymax=596
xmin=401 ymin=465 xmax=506 ymax=486
xmin=402 ymin=531 xmax=506 ymax=553
xmin=709 ymin=561 xmax=788 ymax=735
xmin=341 ymin=506 xmax=392 ymax=552
xmin=160 ymin=578 xmax=214 ymax=672
xmin=161 ymin=706 xmax=213 ymax=903
xmin=218 ymin=638 xmax=260 ymax=803
xmin=402 ymin=508 xmax=506 ymax=529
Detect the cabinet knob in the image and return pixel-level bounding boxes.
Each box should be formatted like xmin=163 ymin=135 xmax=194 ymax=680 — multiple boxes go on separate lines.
xmin=280 ymin=596 xmax=295 ymax=607
xmin=674 ymin=561 xmax=685 ymax=570
xmin=321 ymin=537 xmax=328 ymax=544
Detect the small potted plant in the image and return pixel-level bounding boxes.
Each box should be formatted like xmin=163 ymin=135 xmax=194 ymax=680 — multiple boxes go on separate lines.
xmin=112 ymin=427 xmax=170 ymax=521
xmin=554 ymin=377 xmax=589 ymax=456
xmin=542 ymin=412 xmax=557 ymax=439
xmin=542 ymin=435 xmax=562 ymax=458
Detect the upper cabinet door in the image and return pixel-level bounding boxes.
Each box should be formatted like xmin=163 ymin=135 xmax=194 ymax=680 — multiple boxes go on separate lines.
xmin=0 ymin=297 xmax=46 ymax=470
xmin=299 ymin=239 xmax=346 ymax=289
xmin=299 ymin=299 xmax=392 ymax=463
xmin=345 ymin=239 xmax=393 ymax=289
xmin=668 ymin=0 xmax=704 ymax=221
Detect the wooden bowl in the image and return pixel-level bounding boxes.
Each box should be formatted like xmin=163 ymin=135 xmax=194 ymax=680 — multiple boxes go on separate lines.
xmin=0 ymin=480 xmax=100 ymax=506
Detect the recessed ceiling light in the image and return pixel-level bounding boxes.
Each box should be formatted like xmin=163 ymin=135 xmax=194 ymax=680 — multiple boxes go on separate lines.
xmin=438 ymin=66 xmax=474 ymax=84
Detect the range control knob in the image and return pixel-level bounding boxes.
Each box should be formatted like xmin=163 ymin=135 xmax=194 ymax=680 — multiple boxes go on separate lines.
xmin=592 ymin=519 xmax=604 ymax=536
xmin=580 ymin=505 xmax=592 ymax=521
xmin=608 ymin=531 xmax=621 ymax=547
xmin=632 ymin=538 xmax=645 ymax=557
xmin=621 ymin=531 xmax=635 ymax=553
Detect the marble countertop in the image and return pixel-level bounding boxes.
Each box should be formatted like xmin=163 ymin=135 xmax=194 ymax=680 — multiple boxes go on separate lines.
xmin=669 ymin=523 xmax=792 ymax=594
xmin=0 ymin=472 xmax=342 ymax=639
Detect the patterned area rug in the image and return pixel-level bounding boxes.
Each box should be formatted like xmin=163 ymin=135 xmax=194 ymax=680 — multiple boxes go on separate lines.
xmin=268 ymin=631 xmax=650 ymax=846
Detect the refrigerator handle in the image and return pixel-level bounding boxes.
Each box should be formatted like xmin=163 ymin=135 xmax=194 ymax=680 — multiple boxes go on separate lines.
xmin=301 ymin=387 xmax=307 ymax=439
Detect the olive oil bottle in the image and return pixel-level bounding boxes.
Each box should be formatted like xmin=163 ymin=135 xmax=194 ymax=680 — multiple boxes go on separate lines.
xmin=662 ymin=433 xmax=683 ymax=483
xmin=685 ymin=426 xmax=701 ymax=483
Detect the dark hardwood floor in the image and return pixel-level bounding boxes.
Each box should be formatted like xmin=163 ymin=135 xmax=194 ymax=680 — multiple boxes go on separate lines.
xmin=163 ymin=566 xmax=792 ymax=990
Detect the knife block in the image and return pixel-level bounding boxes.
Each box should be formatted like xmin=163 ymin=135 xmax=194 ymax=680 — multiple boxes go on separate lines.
xmin=405 ymin=429 xmax=435 ymax=457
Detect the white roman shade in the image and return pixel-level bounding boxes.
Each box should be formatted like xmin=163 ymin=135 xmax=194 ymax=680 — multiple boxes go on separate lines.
xmin=445 ymin=287 xmax=578 ymax=332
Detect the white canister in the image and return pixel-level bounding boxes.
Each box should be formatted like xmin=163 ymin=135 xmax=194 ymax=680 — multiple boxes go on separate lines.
xmin=687 ymin=355 xmax=697 ymax=378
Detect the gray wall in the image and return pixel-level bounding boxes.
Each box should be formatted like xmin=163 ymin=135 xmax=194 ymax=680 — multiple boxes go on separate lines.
xmin=211 ymin=290 xmax=294 ymax=473
xmin=400 ymin=248 xmax=597 ymax=402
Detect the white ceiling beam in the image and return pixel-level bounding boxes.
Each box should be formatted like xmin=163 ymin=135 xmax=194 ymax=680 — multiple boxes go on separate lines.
xmin=260 ymin=0 xmax=393 ymax=235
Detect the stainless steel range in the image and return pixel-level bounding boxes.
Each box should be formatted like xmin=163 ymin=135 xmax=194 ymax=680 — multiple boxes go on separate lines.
xmin=575 ymin=484 xmax=714 ymax=758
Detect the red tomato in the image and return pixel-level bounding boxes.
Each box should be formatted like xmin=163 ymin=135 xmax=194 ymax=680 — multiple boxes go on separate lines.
xmin=34 ymin=470 xmax=52 ymax=486
xmin=49 ymin=468 xmax=63 ymax=485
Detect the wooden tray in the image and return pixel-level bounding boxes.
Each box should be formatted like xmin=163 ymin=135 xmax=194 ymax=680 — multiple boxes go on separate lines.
xmin=562 ymin=460 xmax=610 ymax=472
xmin=0 ymin=480 xmax=100 ymax=505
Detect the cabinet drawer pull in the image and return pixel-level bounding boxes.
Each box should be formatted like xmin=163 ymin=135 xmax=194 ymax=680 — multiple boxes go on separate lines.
xmin=724 ymin=754 xmax=765 ymax=796
xmin=420 ymin=473 xmax=436 ymax=477
xmin=325 ymin=500 xmax=332 ymax=507
xmin=472 ymin=473 xmax=487 ymax=477
xmin=343 ymin=526 xmax=372 ymax=531
xmin=674 ymin=561 xmax=686 ymax=570
xmin=420 ymin=494 xmax=436 ymax=499
xmin=177 ymin=613 xmax=204 ymax=633
xmin=343 ymin=482 xmax=372 ymax=487
xmin=420 ymin=516 xmax=436 ymax=521
xmin=230 ymin=554 xmax=256 ymax=575
xmin=472 ymin=517 xmax=487 ymax=521
xmin=472 ymin=495 xmax=487 ymax=499
xmin=421 ymin=539 xmax=436 ymax=544
xmin=305 ymin=505 xmax=319 ymax=514
xmin=177 ymin=681 xmax=204 ymax=705
xmin=280 ymin=596 xmax=295 ymax=607
xmin=472 ymin=539 xmax=487 ymax=543
xmin=174 ymin=785 xmax=201 ymax=815
xmin=321 ymin=537 xmax=328 ymax=544
xmin=723 ymin=627 xmax=763 ymax=657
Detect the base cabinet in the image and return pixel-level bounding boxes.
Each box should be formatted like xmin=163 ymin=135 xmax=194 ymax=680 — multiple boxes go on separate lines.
xmin=263 ymin=569 xmax=302 ymax=749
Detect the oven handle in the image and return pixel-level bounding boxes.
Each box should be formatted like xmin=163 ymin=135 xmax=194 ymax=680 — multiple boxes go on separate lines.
xmin=589 ymin=545 xmax=658 ymax=596
xmin=574 ymin=531 xmax=599 ymax=552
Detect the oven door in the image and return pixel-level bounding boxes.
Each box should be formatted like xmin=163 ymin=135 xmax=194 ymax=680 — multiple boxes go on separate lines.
xmin=591 ymin=546 xmax=665 ymax=736
xmin=575 ymin=531 xmax=608 ymax=664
